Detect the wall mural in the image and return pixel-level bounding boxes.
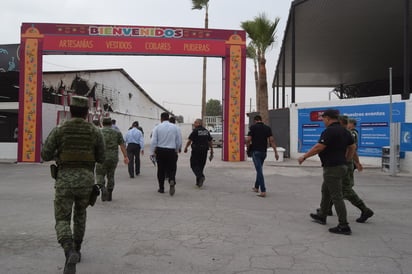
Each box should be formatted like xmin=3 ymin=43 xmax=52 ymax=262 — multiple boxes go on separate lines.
xmin=0 ymin=44 xmax=20 ymax=72
xmin=43 ymin=74 xmax=120 ymax=112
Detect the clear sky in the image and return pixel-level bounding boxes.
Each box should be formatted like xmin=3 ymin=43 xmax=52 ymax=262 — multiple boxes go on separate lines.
xmin=1 ymin=0 xmax=331 ymax=122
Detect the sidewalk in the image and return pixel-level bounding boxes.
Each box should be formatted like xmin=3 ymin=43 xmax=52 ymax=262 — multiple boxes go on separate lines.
xmin=1 ymin=148 xmax=411 ymax=273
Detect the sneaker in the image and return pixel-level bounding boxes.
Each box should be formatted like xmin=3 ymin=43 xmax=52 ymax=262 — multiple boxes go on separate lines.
xmin=158 ymin=189 xmax=165 ymax=194
xmin=63 ymin=249 xmax=79 ymax=274
xmin=329 ymin=224 xmax=352 ymax=235
xmin=316 ymin=207 xmax=333 ymax=216
xmin=198 ymin=176 xmax=205 ymax=188
xmin=310 ymin=213 xmax=326 ymax=225
xmin=169 ymin=180 xmax=176 ymax=196
xmin=257 ymin=192 xmax=266 ymax=197
xmin=356 ymin=209 xmax=374 ymax=223
xmin=252 ymin=187 xmax=259 ymax=193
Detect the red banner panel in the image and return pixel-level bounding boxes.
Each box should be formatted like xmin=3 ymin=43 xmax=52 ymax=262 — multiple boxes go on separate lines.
xmin=43 ymin=35 xmax=226 ymax=57
xmin=21 ymin=23 xmax=245 ymax=57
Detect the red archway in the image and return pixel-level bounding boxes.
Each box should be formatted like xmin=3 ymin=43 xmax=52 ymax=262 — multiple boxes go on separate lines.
xmin=19 ymin=23 xmax=246 ymax=162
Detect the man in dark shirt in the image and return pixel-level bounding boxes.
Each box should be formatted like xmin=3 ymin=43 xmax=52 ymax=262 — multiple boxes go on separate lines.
xmin=246 ymin=115 xmax=279 ymax=197
xmin=298 ymin=109 xmax=356 ymax=235
xmin=184 ymin=119 xmax=213 ymax=187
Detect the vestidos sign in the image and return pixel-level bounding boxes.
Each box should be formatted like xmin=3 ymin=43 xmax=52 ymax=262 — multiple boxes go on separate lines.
xmin=89 ymin=26 xmax=183 ymax=38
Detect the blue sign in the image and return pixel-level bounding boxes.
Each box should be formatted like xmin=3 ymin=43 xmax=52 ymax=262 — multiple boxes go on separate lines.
xmin=400 ymin=123 xmax=412 ymax=151
xmin=298 ymin=103 xmax=405 ymax=157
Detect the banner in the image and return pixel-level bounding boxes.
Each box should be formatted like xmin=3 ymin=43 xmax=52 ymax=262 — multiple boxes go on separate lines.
xmin=298 ymin=103 xmax=406 ymax=157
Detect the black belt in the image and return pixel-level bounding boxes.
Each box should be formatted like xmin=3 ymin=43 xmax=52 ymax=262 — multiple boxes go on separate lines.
xmin=156 ymin=147 xmax=176 ymax=152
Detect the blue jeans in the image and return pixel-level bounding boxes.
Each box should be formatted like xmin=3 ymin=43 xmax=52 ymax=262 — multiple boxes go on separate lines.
xmin=252 ymin=150 xmax=267 ymax=192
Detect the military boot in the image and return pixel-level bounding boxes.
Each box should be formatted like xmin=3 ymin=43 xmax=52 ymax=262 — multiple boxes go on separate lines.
xmin=101 ymin=185 xmax=107 ymax=202
xmin=63 ymin=248 xmax=79 ymax=274
xmin=73 ymin=241 xmax=82 ymax=262
xmin=356 ymin=208 xmax=374 ymax=223
xmin=107 ymin=189 xmax=113 ymax=201
xmin=60 ymin=239 xmax=79 ymax=274
xmin=354 ymin=201 xmax=374 ymax=223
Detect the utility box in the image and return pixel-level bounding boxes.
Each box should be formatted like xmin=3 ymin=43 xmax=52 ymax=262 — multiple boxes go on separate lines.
xmin=381 ymin=146 xmax=400 ymax=172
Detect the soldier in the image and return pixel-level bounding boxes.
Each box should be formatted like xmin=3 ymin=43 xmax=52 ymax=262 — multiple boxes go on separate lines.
xmin=183 ymin=119 xmax=213 ymax=187
xmin=96 ymin=117 xmax=129 ymax=202
xmin=41 ymin=96 xmax=105 ymax=274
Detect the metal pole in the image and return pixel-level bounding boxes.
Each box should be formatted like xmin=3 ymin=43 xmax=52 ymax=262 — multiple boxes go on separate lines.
xmin=389 ymin=67 xmax=397 ymax=176
xmin=276 ymin=70 xmax=279 ymax=109
xmin=403 ymin=0 xmax=410 ymax=100
xmin=282 ymin=52 xmax=286 ymax=108
xmin=291 ymin=6 xmax=296 ymax=104
xmin=250 ymin=97 xmax=252 ymax=113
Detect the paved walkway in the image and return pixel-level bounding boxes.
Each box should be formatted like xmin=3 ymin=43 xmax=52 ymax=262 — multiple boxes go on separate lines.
xmin=0 ymin=149 xmax=411 ymax=273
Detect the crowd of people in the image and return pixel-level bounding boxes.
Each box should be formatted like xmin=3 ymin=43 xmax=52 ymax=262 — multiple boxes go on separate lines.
xmin=41 ymin=95 xmax=372 ymax=273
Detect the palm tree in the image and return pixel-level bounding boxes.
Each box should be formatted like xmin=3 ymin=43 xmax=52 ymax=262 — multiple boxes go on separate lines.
xmin=241 ymin=13 xmax=280 ymax=124
xmin=191 ymin=0 xmax=209 ymax=123
xmin=246 ymin=42 xmax=259 ymax=112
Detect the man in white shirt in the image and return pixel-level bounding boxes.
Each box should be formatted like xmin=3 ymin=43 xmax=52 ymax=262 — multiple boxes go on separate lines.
xmin=150 ymin=112 xmax=182 ymax=196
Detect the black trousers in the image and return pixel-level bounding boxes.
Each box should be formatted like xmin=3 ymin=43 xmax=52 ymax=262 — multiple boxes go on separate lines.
xmin=127 ymin=143 xmax=141 ymax=177
xmin=190 ymin=148 xmax=208 ymax=180
xmin=156 ymin=147 xmax=177 ymax=191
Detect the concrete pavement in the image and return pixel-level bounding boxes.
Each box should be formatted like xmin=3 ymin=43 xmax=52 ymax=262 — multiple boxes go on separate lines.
xmin=0 ymin=149 xmax=412 ymax=274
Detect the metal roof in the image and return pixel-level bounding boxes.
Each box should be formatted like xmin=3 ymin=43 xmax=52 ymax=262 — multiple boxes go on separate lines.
xmin=273 ymin=0 xmax=411 ymax=92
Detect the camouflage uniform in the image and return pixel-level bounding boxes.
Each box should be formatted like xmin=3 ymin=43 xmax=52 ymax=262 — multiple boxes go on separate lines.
xmin=96 ymin=121 xmax=125 ymax=198
xmin=41 ymin=96 xmax=105 ymax=273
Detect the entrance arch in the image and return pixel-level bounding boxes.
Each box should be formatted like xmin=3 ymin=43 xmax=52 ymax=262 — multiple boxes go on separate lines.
xmin=19 ymin=23 xmax=246 ymax=162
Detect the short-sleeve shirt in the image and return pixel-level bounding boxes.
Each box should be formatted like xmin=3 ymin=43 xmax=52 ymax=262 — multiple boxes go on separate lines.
xmin=318 ymin=122 xmax=354 ymax=167
xmin=247 ymin=122 xmax=273 ymax=152
xmin=189 ymin=126 xmax=212 ymax=151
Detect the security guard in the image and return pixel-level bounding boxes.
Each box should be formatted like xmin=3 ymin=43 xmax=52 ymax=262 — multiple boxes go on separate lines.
xmin=41 ymin=96 xmax=105 ymax=274
xmin=184 ymin=119 xmax=213 ymax=187
xmin=96 ymin=117 xmax=129 ymax=201
xmin=346 ymin=118 xmax=374 ymax=222
xmin=298 ymin=109 xmax=356 ymax=235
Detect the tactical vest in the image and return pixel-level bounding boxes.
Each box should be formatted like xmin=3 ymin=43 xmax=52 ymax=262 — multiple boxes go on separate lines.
xmin=57 ymin=119 xmax=96 ymax=165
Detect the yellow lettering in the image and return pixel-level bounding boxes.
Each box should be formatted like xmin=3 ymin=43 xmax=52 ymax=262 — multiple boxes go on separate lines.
xmin=105 ymin=41 xmax=132 ymax=49
xmin=144 ymin=42 xmax=171 ymax=51
xmin=183 ymin=43 xmax=210 ymax=52
xmin=58 ymin=39 xmax=94 ymax=48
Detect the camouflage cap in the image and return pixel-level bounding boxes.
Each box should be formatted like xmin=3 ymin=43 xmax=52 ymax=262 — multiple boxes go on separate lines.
xmin=70 ymin=96 xmax=89 ymax=108
xmin=102 ymin=117 xmax=112 ymax=125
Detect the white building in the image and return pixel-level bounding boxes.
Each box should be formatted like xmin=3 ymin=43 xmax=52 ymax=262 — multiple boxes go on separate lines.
xmin=0 ymin=68 xmax=177 ymax=160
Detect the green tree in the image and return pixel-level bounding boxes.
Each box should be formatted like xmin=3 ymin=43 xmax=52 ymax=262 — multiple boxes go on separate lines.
xmin=191 ymin=0 xmax=209 ymax=122
xmin=246 ymin=42 xmax=259 ymax=112
xmin=205 ymin=99 xmax=222 ymax=116
xmin=241 ymin=13 xmax=280 ymax=124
